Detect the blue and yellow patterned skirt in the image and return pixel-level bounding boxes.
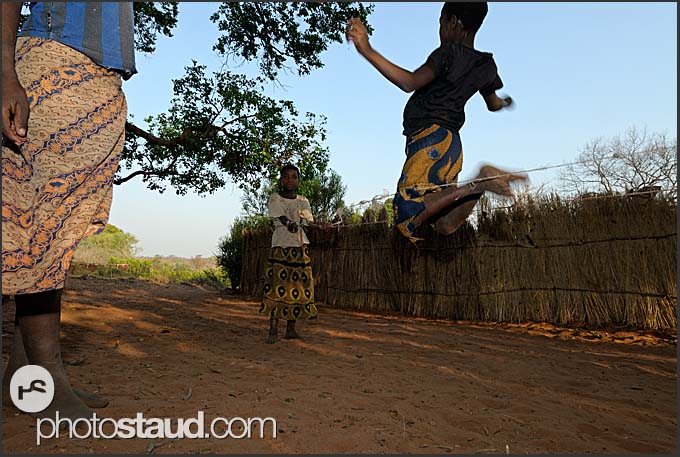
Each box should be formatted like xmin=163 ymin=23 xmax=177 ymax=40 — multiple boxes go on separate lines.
xmin=2 ymin=38 xmax=127 ymax=295
xmin=393 ymin=124 xmax=463 ymax=243
xmin=259 ymin=246 xmax=318 ymax=320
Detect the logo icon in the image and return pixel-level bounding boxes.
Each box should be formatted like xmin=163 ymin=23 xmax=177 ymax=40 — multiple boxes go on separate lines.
xmin=10 ymin=365 xmax=55 ymax=413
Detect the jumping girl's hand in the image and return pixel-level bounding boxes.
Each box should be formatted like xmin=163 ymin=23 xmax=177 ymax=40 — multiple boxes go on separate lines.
xmin=501 ymin=95 xmax=513 ymax=110
xmin=483 ymin=93 xmax=515 ymax=112
xmin=346 ymin=17 xmax=370 ymax=55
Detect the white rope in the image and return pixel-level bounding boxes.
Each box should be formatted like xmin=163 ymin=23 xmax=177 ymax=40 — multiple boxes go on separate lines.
xmin=252 ymin=154 xmax=675 ymax=225
xmin=320 ymin=187 xmax=675 ymax=228
xmin=342 ymin=154 xmax=627 ymax=212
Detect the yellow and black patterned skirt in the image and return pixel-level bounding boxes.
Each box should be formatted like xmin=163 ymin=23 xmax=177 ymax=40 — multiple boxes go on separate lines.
xmin=259 ymin=246 xmax=318 ymax=320
xmin=393 ymin=124 xmax=463 ymax=244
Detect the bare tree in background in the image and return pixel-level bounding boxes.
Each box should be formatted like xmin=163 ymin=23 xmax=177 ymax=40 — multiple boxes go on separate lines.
xmin=560 ymin=127 xmax=677 ymax=200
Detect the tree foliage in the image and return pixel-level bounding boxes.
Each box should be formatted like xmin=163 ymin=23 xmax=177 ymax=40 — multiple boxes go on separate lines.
xmin=133 ymin=2 xmax=180 ymax=54
xmin=119 ymin=62 xmax=329 ymax=195
xmin=560 ymin=127 xmax=677 ymax=199
xmin=73 ymin=224 xmax=140 ymax=264
xmin=119 ymin=2 xmax=374 ymax=195
xmin=241 ymin=180 xmax=277 ymax=218
xmin=211 ymin=2 xmax=373 ymax=80
xmin=298 ymin=163 xmax=348 ymax=221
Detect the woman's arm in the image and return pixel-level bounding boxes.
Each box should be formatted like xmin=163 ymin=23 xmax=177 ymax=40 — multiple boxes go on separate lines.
xmin=483 ymin=93 xmax=513 ymax=112
xmin=346 ymin=18 xmax=436 ymax=93
xmin=2 ymin=2 xmax=29 ymax=145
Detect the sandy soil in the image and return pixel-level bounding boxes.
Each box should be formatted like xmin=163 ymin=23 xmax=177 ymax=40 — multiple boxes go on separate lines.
xmin=2 ymin=277 xmax=677 ymax=454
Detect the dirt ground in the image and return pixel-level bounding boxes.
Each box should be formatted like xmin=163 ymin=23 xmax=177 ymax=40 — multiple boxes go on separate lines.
xmin=2 ymin=277 xmax=677 ymax=454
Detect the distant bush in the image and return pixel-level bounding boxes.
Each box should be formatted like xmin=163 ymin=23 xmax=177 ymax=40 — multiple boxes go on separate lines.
xmin=109 ymin=257 xmax=153 ymax=278
xmin=73 ymin=224 xmax=139 ymax=264
xmin=69 ymin=256 xmax=230 ymax=289
xmin=69 ymin=224 xmax=231 ymax=288
xmin=216 ymin=216 xmax=270 ymax=290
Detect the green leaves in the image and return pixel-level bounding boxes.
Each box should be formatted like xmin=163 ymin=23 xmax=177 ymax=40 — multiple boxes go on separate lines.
xmin=210 ymin=2 xmax=373 ymax=80
xmin=133 ymin=2 xmax=180 ymax=54
xmin=119 ymin=62 xmax=329 ymax=195
xmin=297 ymin=165 xmax=347 ymax=222
xmin=120 ymin=2 xmax=374 ymax=195
xmin=73 ymin=224 xmax=140 ymax=264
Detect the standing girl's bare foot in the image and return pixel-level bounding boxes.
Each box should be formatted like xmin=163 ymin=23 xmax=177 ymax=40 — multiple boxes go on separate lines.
xmin=284 ymin=320 xmax=300 ymax=339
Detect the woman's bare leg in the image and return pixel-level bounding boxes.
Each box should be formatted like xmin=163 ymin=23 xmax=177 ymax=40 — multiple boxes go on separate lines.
xmin=3 ymin=312 xmax=109 ymax=409
xmin=412 ymin=164 xmax=527 ymax=233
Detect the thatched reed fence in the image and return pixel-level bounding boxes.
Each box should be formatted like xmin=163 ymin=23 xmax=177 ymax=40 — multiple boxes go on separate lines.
xmin=241 ymin=196 xmax=677 ymax=330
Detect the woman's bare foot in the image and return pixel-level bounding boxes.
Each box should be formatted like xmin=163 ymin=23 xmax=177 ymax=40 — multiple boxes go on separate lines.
xmin=13 ymin=292 xmax=94 ymax=421
xmin=2 ymin=369 xmax=95 ymax=422
xmin=30 ymin=363 xmax=95 ymax=422
xmin=284 ymin=320 xmax=300 ymax=339
xmin=3 ymin=377 xmax=109 ymax=410
xmin=402 ymin=163 xmax=527 ymax=238
xmin=72 ymin=389 xmax=109 ymax=408
xmin=2 ymin=315 xmax=109 ymax=409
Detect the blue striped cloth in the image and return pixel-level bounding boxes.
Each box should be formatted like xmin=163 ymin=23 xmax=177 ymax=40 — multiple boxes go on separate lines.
xmin=19 ymin=2 xmax=137 ymax=78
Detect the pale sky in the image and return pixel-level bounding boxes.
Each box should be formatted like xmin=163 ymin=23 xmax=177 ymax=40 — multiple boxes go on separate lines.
xmin=110 ymin=2 xmax=677 ymax=257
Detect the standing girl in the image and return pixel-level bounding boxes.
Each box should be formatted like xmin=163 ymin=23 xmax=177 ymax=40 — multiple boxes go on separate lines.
xmin=259 ymin=164 xmax=319 ymax=343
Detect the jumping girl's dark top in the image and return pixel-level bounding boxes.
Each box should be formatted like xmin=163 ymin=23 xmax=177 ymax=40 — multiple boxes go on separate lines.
xmin=402 ymin=43 xmax=503 ymax=137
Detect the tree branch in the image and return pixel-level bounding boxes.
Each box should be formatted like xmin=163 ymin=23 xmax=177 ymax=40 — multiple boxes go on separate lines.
xmin=126 ymin=121 xmax=196 ymax=147
xmin=126 ymin=114 xmax=258 ymax=148
xmin=114 ymin=155 xmax=180 ymax=186
xmin=253 ymin=3 xmax=287 ymax=62
xmin=114 ymin=169 xmax=149 ymax=185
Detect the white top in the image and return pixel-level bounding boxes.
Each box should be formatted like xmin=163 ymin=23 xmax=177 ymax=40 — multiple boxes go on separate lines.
xmin=268 ymin=193 xmax=314 ymax=248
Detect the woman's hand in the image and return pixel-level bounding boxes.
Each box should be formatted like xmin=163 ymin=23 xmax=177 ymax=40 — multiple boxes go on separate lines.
xmin=2 ymin=2 xmax=28 ymax=147
xmin=1 ymin=74 xmax=29 ymax=146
